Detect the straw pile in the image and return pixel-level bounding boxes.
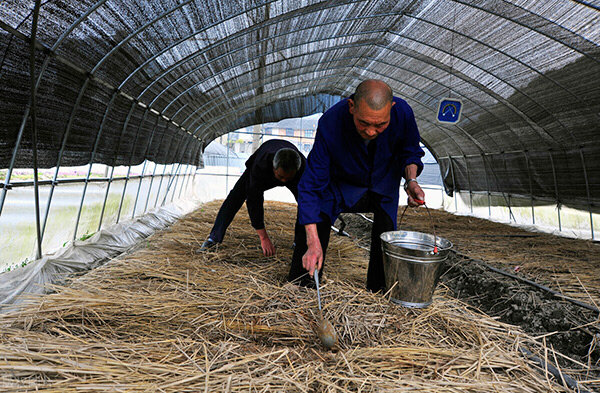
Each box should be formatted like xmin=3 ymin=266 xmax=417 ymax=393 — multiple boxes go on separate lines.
xmin=393 ymin=207 xmax=600 ymax=307
xmin=0 ymin=201 xmax=582 ymax=391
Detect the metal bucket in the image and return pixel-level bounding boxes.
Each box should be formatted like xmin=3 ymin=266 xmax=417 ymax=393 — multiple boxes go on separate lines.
xmin=380 ymin=206 xmax=452 ymax=308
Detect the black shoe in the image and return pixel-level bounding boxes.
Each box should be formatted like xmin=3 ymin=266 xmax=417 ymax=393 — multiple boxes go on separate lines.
xmin=196 ymin=238 xmax=217 ymax=253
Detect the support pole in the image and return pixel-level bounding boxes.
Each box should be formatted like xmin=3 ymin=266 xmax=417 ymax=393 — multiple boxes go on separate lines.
xmin=142 ymin=121 xmax=169 ymax=215
xmin=481 ymin=154 xmax=491 ymax=217
xmin=579 ymin=148 xmax=594 ymax=240
xmin=151 ymin=124 xmax=175 ymax=210
xmin=449 ymin=157 xmax=458 ymax=212
xmin=131 ymin=116 xmax=160 ymax=219
xmin=225 ymin=132 xmax=231 ymax=194
xmin=29 ymin=0 xmax=43 ymax=259
xmin=40 ymin=77 xmax=90 ymax=245
xmin=502 ymin=152 xmax=512 ymax=222
xmin=524 ymin=151 xmax=535 ymax=225
xmin=116 ymin=109 xmax=149 ymax=223
xmin=164 ymin=132 xmax=190 ymax=205
xmin=548 ymin=150 xmax=561 ymax=231
xmin=144 ymin=162 xmax=160 ymax=214
xmin=464 ymin=155 xmax=473 ymax=214
xmin=97 ymin=103 xmax=137 ymax=231
xmin=178 ymin=164 xmax=192 ymax=199
xmin=97 ymin=166 xmax=115 ymax=232
xmin=73 ymin=92 xmax=118 ymax=240
xmin=181 ymin=144 xmax=200 ymax=199
xmin=159 ymin=130 xmax=187 ymax=207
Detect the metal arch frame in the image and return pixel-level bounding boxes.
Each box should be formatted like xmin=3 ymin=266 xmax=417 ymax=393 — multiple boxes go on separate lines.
xmin=385 ymin=35 xmax=567 ymax=148
xmin=131 ymin=115 xmax=160 ymax=219
xmin=452 ymin=0 xmax=600 ymax=65
xmin=153 ymin=124 xmax=179 ymax=209
xmin=192 ymin=67 xmax=489 ymax=156
xmin=6 ymin=0 xmax=202 ymax=182
xmin=13 ymin=0 xmax=566 ymax=180
xmin=72 ymin=91 xmax=118 ymax=240
xmin=173 ymin=42 xmax=379 ymax=126
xmin=89 ymin=0 xmax=194 ymax=75
xmin=97 ymin=101 xmax=138 ymax=232
xmin=160 ymin=128 xmax=189 ymax=206
xmin=161 ymin=129 xmax=190 ymax=206
xmin=115 ymin=109 xmax=150 ymax=224
xmin=113 ymin=6 xmax=567 ymax=150
xmin=153 ymin=27 xmax=559 ymax=150
xmin=131 ymin=1 xmax=385 ymax=102
xmin=164 ymin=43 xmax=536 ymax=160
xmin=13 ymin=1 xmax=592 ymax=143
xmin=482 ymin=153 xmax=492 ymax=217
xmin=197 ymin=69 xmax=474 ymax=161
xmin=180 ymin=144 xmax=200 ymax=198
xmin=39 ymin=77 xmax=90 ymax=244
xmin=548 ymin=150 xmax=562 ymax=231
xmin=117 ymin=0 xmax=350 ymax=90
xmin=143 ymin=121 xmax=169 ymax=214
xmin=163 ymin=51 xmax=540 ymax=211
xmin=175 ymin=50 xmax=518 ymax=154
xmin=148 ymin=12 xmax=404 ymax=109
xmin=579 ymin=148 xmax=594 ymax=240
xmin=464 ymin=155 xmax=473 ymax=214
xmin=523 ymin=150 xmax=536 ymax=225
xmin=4 ymin=0 xmax=595 ymax=249
xmin=402 ymin=13 xmax=588 ymax=139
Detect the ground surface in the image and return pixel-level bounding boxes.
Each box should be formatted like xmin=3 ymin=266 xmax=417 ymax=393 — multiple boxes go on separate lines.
xmin=337 ymin=208 xmax=600 ymax=377
xmin=0 ymin=201 xmax=597 ymax=392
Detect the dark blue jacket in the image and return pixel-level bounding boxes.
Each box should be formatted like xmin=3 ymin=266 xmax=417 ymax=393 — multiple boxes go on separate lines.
xmin=298 ymin=96 xmax=424 ymax=228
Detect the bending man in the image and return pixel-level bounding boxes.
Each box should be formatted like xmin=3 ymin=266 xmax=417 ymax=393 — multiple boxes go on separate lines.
xmin=289 ymin=79 xmax=425 ymax=291
xmin=199 ymin=139 xmax=305 ymax=256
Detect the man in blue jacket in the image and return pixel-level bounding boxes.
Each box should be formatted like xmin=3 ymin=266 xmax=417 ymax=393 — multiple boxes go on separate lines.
xmin=199 ymin=139 xmax=305 ymax=256
xmin=288 ymin=79 xmax=425 ymax=292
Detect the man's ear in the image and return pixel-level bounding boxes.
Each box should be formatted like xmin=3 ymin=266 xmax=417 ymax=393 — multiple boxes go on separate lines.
xmin=348 ymin=98 xmax=355 ymax=115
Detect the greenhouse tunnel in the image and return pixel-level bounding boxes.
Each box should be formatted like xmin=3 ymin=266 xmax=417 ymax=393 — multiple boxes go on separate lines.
xmin=0 ymin=0 xmax=599 ymax=390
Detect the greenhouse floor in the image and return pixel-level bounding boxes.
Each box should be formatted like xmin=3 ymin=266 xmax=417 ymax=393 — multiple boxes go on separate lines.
xmin=0 ymin=200 xmax=598 ymax=391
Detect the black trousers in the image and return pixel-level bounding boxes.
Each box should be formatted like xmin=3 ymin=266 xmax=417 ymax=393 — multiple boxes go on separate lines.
xmin=288 ymin=192 xmax=394 ymax=292
xmin=208 ymin=171 xmax=250 ymax=243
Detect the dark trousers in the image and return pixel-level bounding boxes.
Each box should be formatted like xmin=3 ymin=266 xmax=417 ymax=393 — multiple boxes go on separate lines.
xmin=208 ymin=171 xmax=250 ymax=243
xmin=288 ymin=192 xmax=394 ymax=292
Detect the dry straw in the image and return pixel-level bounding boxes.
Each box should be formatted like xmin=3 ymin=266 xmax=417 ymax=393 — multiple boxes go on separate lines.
xmin=0 ymin=201 xmax=590 ymax=391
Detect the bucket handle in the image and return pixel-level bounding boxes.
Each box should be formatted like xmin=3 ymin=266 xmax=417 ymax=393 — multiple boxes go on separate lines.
xmin=398 ymin=200 xmax=438 ymax=254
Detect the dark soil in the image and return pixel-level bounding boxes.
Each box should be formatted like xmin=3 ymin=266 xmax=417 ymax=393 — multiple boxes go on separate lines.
xmin=335 ymin=213 xmax=600 ymax=373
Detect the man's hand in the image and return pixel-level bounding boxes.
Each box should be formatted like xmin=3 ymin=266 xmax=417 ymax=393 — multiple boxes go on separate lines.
xmin=256 ymin=228 xmax=275 ymax=256
xmin=404 ymin=163 xmax=426 ymax=207
xmin=302 ymin=224 xmax=323 ymax=277
xmin=406 ymin=181 xmax=425 ymax=207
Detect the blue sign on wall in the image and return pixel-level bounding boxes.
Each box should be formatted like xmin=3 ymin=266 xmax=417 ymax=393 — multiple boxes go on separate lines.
xmin=436 ymin=98 xmax=463 ymax=124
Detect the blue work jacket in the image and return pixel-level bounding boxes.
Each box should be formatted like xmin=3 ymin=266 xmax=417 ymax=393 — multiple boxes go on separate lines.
xmin=298 ymin=96 xmax=424 ymax=228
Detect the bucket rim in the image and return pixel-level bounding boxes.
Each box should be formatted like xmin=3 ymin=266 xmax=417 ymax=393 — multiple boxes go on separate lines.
xmin=380 ymin=230 xmax=453 ymax=251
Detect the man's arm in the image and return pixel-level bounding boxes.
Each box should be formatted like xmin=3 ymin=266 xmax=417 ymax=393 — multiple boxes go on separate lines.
xmin=255 ymin=228 xmax=275 ymax=257
xmin=404 ymin=163 xmax=425 ymax=206
xmin=302 ymin=224 xmax=323 ymax=277
xmin=397 ymin=102 xmax=425 ymax=206
xmin=298 ymin=127 xmax=331 ymax=276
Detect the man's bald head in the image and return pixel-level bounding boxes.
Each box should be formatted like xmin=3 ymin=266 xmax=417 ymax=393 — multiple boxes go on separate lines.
xmin=353 ymin=79 xmax=393 ymax=110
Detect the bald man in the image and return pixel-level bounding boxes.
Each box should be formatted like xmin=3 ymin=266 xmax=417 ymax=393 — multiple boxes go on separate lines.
xmin=288 ymin=80 xmax=425 ymax=291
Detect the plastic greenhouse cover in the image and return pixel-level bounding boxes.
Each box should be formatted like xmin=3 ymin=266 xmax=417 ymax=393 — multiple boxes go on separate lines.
xmin=0 ymin=199 xmax=200 ymax=312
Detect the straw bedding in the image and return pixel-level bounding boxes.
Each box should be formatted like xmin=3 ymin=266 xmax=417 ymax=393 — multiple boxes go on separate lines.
xmin=0 ymin=201 xmax=583 ymax=391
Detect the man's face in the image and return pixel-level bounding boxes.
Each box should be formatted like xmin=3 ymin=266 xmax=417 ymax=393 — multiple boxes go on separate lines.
xmin=273 ymin=167 xmax=296 ymax=183
xmin=348 ymin=99 xmax=394 ymax=140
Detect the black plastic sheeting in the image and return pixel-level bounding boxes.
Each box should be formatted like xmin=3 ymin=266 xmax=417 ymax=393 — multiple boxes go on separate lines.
xmin=1 ymin=0 xmax=599 ymax=212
